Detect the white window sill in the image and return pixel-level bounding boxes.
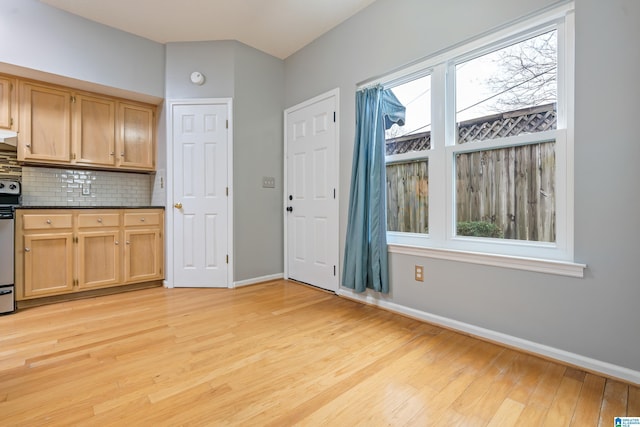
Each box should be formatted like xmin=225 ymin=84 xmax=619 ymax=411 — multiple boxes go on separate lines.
xmin=388 ymin=244 xmax=586 ymax=278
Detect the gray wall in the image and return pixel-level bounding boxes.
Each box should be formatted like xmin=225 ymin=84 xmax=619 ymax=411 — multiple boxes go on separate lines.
xmin=1 ymin=0 xmax=286 ymax=283
xmin=165 ymin=41 xmax=285 ymax=282
xmin=0 ymin=0 xmax=164 ymax=100
xmin=284 ymin=0 xmax=640 ymax=373
xmin=233 ymin=44 xmax=285 ymax=281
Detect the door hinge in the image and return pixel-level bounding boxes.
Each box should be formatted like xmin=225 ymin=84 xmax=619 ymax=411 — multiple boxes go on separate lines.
xmin=334 ymin=265 xmax=336 ymax=276
xmin=71 ymin=96 xmax=76 ymax=103
xmin=10 ymin=118 xmax=13 ymax=126
xmin=333 ymin=188 xmax=336 ymax=199
xmin=226 ymin=255 xmax=229 ymax=264
xmin=333 ymin=111 xmax=336 ymax=122
xmin=226 ymin=187 xmax=229 ymax=196
xmin=73 ymin=236 xmax=78 ymax=243
xmin=226 ymin=119 xmax=229 ymax=129
xmin=72 ymin=153 xmax=76 ymax=160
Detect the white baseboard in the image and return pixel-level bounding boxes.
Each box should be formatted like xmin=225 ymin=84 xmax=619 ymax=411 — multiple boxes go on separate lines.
xmin=337 ymin=288 xmax=640 ymax=386
xmin=233 ymin=273 xmax=284 ymax=288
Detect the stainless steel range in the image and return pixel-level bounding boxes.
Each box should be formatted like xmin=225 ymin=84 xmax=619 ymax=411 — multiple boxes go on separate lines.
xmin=0 ymin=179 xmax=20 ymax=315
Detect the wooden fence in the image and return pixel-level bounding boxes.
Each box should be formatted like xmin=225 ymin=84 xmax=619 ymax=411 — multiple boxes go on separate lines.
xmin=385 ymin=103 xmax=557 ymax=241
xmin=386 ymin=161 xmax=429 ymax=233
xmin=455 ymin=142 xmax=555 ymax=242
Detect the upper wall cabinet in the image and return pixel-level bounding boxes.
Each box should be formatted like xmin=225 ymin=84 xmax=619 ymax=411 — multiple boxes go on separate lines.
xmin=117 ymin=102 xmax=155 ymax=171
xmin=16 ymin=78 xmax=157 ymax=172
xmin=19 ymin=81 xmax=72 ymax=163
xmin=74 ymin=93 xmax=117 ymax=167
xmin=0 ymin=76 xmax=18 ymax=131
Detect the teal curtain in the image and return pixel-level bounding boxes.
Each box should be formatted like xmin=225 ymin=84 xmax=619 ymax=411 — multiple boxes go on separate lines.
xmin=342 ymin=86 xmax=405 ymax=293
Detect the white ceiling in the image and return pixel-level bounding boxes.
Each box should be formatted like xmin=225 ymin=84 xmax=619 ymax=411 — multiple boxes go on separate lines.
xmin=40 ymin=0 xmax=377 ymax=59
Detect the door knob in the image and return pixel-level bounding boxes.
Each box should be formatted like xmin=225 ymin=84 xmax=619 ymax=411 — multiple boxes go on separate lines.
xmin=174 ymin=202 xmax=183 ymax=209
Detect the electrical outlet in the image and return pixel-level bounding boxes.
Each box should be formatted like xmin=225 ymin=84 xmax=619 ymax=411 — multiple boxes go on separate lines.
xmin=82 ymin=183 xmax=91 ymax=196
xmin=262 ymin=176 xmax=276 ymax=188
xmin=415 ymin=265 xmax=424 ymax=282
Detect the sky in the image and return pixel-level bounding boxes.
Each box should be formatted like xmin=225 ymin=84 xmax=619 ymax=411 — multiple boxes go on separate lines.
xmin=386 ymin=29 xmax=557 ymax=140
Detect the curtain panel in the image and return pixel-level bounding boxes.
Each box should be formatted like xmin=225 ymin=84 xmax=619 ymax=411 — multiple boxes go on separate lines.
xmin=342 ymin=87 xmax=405 ymax=293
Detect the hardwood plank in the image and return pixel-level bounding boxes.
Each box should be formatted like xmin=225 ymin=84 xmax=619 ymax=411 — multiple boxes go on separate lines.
xmin=629 ymin=385 xmax=640 ymax=416
xmin=542 ymin=371 xmax=583 ymax=426
xmin=599 ymin=379 xmax=629 ymax=426
xmin=570 ymin=373 xmax=606 ymax=426
xmin=0 ymin=280 xmax=633 ymax=426
xmin=487 ymin=398 xmax=526 ymax=427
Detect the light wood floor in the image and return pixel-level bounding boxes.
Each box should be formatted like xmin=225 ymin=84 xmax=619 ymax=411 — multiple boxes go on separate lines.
xmin=1 ymin=280 xmax=638 ymax=426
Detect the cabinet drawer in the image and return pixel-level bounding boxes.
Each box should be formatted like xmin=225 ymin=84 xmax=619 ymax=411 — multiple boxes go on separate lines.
xmin=124 ymin=212 xmax=161 ymax=227
xmin=23 ymin=214 xmax=73 ymax=230
xmin=77 ymin=213 xmax=120 ymax=228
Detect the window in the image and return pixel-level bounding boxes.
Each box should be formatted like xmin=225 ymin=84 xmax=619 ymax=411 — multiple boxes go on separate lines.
xmin=379 ymin=3 xmax=578 ymax=271
xmin=385 ymin=74 xmax=431 ymax=234
xmin=454 ymin=30 xmax=558 ymax=243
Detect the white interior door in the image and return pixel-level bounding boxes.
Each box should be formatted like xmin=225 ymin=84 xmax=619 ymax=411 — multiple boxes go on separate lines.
xmin=172 ymin=102 xmax=230 ymax=287
xmin=285 ymin=90 xmax=339 ymax=292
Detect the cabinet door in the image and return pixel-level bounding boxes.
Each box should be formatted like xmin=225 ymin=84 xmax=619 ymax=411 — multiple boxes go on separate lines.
xmin=77 ymin=230 xmax=121 ymax=290
xmin=117 ymin=102 xmax=155 ymax=170
xmin=124 ymin=228 xmax=162 ymax=283
xmin=19 ymin=82 xmax=72 ymax=163
xmin=23 ymin=232 xmax=74 ymax=298
xmin=74 ymin=94 xmax=116 ymax=167
xmin=0 ymin=76 xmax=17 ymax=130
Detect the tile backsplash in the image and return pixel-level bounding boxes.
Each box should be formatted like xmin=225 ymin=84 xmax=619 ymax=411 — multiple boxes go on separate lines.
xmin=0 ymin=150 xmax=21 ymax=178
xmin=21 ymin=166 xmax=154 ymax=207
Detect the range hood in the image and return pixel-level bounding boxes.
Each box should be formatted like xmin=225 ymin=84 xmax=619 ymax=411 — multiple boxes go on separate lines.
xmin=0 ymin=129 xmax=18 ymax=151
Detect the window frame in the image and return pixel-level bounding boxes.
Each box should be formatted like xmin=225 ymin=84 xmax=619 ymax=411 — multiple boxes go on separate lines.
xmin=375 ymin=2 xmax=584 ymax=276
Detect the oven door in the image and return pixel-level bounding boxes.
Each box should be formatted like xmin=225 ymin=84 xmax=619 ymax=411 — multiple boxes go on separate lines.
xmin=0 ymin=212 xmax=14 ymax=286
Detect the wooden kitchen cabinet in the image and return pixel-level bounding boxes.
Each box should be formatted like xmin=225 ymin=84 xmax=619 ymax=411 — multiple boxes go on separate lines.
xmin=15 ymin=209 xmax=164 ymax=302
xmin=73 ymin=94 xmax=117 ymax=167
xmin=77 ymin=212 xmax=121 ymax=290
xmin=18 ymin=81 xmax=72 ymax=163
xmin=19 ymin=213 xmax=75 ymax=298
xmin=14 ymin=75 xmax=157 ymax=172
xmin=117 ymin=102 xmax=155 ymax=171
xmin=123 ymin=210 xmax=163 ymax=283
xmin=0 ymin=75 xmax=17 ymax=130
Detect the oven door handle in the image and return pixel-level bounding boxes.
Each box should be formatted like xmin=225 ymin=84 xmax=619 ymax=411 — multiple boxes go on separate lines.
xmin=0 ymin=289 xmax=12 ymax=296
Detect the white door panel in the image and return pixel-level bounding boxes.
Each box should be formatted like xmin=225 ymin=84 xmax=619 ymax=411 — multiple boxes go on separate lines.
xmin=285 ymin=91 xmax=339 ymax=292
xmin=173 ymin=103 xmax=229 ymax=287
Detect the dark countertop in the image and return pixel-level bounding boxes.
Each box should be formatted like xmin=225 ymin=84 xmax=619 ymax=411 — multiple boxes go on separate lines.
xmin=17 ymin=206 xmax=165 ymax=210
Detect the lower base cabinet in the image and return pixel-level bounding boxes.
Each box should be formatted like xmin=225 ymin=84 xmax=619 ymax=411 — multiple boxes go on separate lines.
xmin=15 ymin=209 xmax=164 ymax=301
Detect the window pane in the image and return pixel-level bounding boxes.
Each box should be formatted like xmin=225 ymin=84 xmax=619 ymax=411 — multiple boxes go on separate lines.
xmin=387 ymin=160 xmax=428 ymax=233
xmin=385 ymin=75 xmax=431 ymax=154
xmin=456 ymin=30 xmax=557 ymax=143
xmin=455 ymin=141 xmax=555 ymax=242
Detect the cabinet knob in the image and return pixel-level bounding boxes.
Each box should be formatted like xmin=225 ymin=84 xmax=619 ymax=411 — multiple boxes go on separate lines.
xmin=97 ymin=218 xmax=103 ymax=223
xmin=46 ymin=219 xmax=52 ymax=224
xmin=115 ymin=240 xmax=119 ymax=245
xmin=126 ymin=241 xmax=130 ymax=245
xmin=121 ymin=152 xmax=125 ymax=157
xmin=25 ymin=247 xmax=31 ymax=252
xmin=26 ymin=144 xmax=31 ymax=149
xmin=140 ymin=218 xmax=145 ymax=222
xmin=110 ymin=152 xmax=115 ymax=156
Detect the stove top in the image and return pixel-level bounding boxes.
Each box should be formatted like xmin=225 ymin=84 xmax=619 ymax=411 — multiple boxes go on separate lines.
xmin=0 ymin=179 xmax=21 ymax=209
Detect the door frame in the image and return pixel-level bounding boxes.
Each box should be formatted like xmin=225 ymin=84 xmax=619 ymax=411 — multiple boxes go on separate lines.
xmin=283 ymin=88 xmax=340 ymax=291
xmin=165 ymin=98 xmax=234 ymax=289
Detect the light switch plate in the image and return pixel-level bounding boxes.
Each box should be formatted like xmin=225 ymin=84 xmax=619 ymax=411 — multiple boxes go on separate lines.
xmin=262 ymin=176 xmax=276 ymax=188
